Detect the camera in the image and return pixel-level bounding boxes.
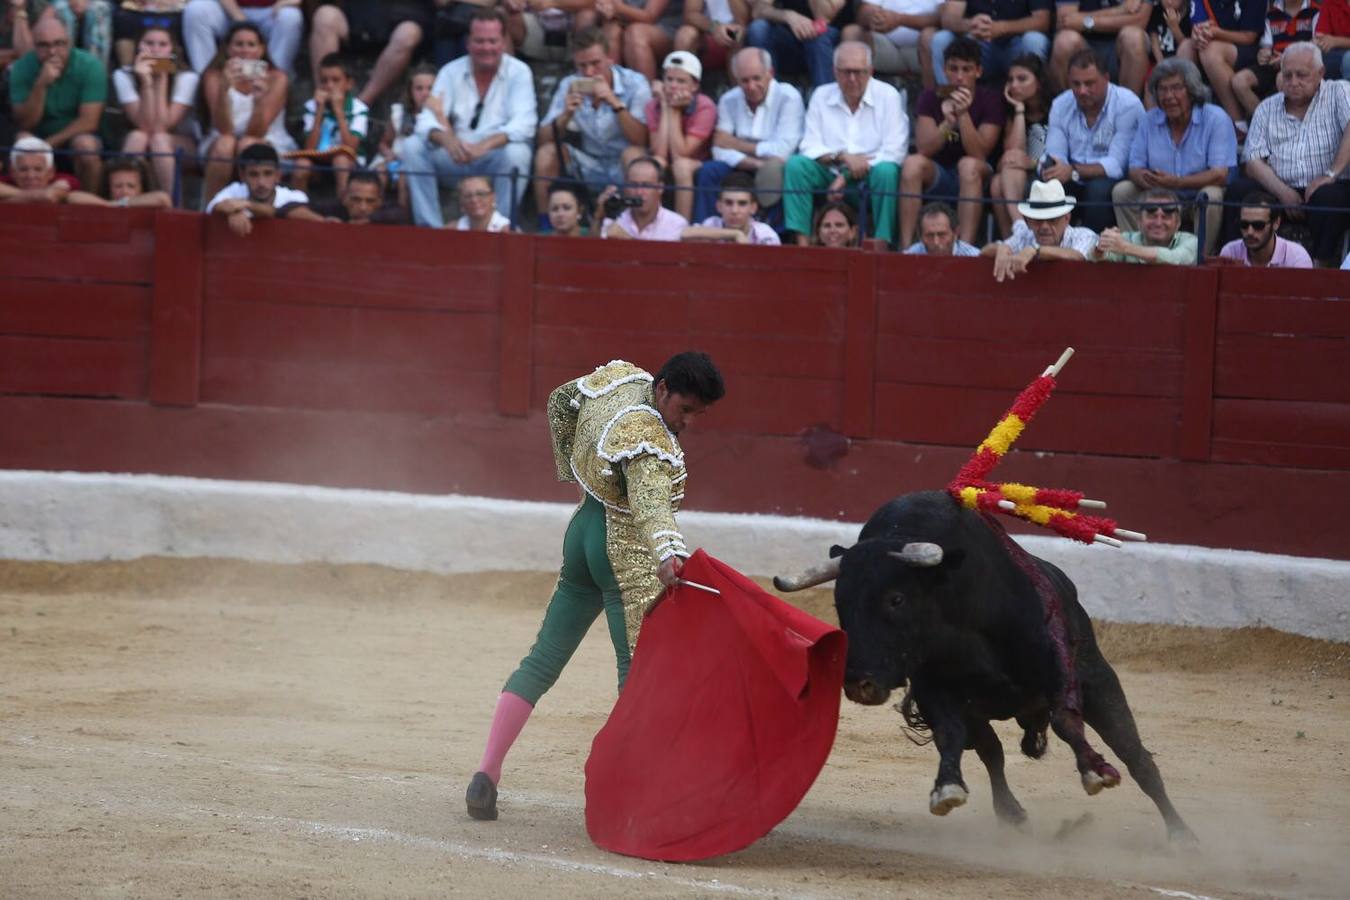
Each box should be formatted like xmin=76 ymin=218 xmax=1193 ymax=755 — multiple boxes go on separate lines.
xmin=603 ymin=194 xmax=642 ymax=219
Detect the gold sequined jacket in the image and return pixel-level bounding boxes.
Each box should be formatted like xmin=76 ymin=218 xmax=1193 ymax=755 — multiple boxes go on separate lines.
xmin=547 ymin=360 xmax=689 ymax=649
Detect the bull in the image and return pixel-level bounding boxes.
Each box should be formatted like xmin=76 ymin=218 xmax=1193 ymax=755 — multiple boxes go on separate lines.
xmin=776 ymin=490 xmax=1195 ymax=842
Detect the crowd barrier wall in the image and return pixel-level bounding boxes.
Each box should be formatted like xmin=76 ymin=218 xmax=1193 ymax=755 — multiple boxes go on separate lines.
xmin=2 ymin=205 xmax=1347 ymax=559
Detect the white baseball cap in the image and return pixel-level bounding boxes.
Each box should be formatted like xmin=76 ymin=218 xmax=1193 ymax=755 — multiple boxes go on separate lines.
xmin=662 ymin=50 xmax=703 ymax=83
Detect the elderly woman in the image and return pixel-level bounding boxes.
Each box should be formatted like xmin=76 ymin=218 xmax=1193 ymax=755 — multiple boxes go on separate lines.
xmin=1111 ymin=56 xmax=1235 ymax=255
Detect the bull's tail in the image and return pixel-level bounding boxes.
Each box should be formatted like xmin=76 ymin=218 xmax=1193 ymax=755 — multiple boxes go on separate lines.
xmin=894 ymin=689 xmax=934 ymax=746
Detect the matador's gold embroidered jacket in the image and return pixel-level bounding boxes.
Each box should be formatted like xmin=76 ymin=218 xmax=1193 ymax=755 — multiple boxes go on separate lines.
xmin=547 ymin=360 xmax=689 ymax=650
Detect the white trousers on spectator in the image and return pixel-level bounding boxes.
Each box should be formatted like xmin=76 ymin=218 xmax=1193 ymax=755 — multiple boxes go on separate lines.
xmin=183 ymin=0 xmax=303 ymax=75
xmin=1112 ymin=181 xmax=1224 ymax=256
xmin=401 ymin=136 xmax=532 ymax=227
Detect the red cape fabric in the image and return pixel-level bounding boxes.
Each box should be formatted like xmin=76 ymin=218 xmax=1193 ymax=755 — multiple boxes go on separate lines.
xmin=584 ymin=550 xmax=846 ymax=862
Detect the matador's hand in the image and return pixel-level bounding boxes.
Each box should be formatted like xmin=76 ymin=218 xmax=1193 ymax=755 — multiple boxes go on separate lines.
xmin=657 ymin=555 xmax=684 ymax=587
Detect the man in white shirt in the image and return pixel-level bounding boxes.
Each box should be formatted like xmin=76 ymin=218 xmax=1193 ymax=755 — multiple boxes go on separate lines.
xmin=980 ymin=179 xmax=1098 ymax=280
xmin=205 ymin=143 xmax=309 ymax=238
xmin=783 ymin=40 xmax=907 ymax=245
xmin=401 ymin=9 xmax=538 ymax=227
xmin=693 ymin=47 xmax=804 ymax=222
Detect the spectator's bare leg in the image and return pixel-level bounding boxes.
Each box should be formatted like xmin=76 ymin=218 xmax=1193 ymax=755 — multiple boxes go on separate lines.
xmin=1174 ymin=38 xmax=1197 ymax=63
xmin=360 ymin=21 xmax=425 ymax=106
xmin=671 ymin=156 xmax=700 ymax=222
xmin=1232 ymin=68 xmax=1261 ymax=118
xmin=1049 ymin=31 xmax=1086 ymax=94
xmin=332 ymin=153 xmax=354 ymax=195
xmin=147 ymin=132 xmax=179 ymax=195
xmin=1116 ymin=26 xmax=1149 ymax=97
xmin=899 ymin=154 xmax=936 ymax=247
xmin=71 ymin=133 xmax=103 ymax=196
xmin=291 ymin=157 xmax=314 ymax=192
xmin=620 ymin=144 xmax=646 ymax=168
xmin=533 ymin=141 xmax=562 ymax=217
xmin=1199 ymin=185 xmax=1224 ymax=256
xmin=602 ymin=22 xmax=624 ymax=64
xmin=995 ymin=159 xmax=1029 ymax=236
xmin=309 ymin=4 xmax=349 ymax=86
xmin=673 ymin=24 xmax=700 ymax=53
xmin=123 ymin=129 xmax=150 ymax=158
xmin=956 ymin=156 xmax=988 ymax=245
xmin=202 ymin=134 xmax=237 ymax=202
xmin=624 ymin=23 xmax=673 ymax=80
xmin=1200 ymin=41 xmax=1243 ymax=125
xmin=840 ymin=24 xmax=866 ymax=43
xmin=506 ymin=9 xmax=527 ymax=47
xmin=918 ymin=27 xmax=937 ymax=91
xmin=115 ymin=38 xmax=134 ymax=67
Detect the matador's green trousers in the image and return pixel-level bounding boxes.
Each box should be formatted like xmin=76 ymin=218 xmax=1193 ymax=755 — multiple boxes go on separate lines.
xmin=502 ymin=495 xmax=632 ymax=704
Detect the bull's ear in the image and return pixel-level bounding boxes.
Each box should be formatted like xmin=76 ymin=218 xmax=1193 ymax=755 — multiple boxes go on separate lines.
xmin=829 ymin=544 xmax=848 ymax=558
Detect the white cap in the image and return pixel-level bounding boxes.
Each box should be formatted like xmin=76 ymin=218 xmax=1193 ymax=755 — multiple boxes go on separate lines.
xmin=661 ymin=50 xmax=703 ymax=83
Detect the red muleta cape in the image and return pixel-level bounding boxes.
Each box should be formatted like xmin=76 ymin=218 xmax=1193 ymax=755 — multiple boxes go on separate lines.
xmin=584 ymin=550 xmax=846 ymax=862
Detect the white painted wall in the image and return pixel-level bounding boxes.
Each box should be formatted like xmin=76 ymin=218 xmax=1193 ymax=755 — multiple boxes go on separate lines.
xmin=2 ymin=470 xmax=1346 ymax=642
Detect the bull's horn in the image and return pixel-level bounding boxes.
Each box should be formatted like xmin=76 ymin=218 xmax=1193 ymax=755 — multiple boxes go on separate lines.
xmin=888 ymin=543 xmax=944 ymax=567
xmin=773 ymin=558 xmax=842 ymax=592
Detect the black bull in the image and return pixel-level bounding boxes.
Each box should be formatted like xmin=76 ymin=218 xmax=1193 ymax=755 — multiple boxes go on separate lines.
xmin=776 ymin=491 xmax=1194 ymax=841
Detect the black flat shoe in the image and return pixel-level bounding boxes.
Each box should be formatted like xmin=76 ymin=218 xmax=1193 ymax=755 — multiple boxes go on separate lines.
xmin=466 ymin=771 xmax=498 ymax=821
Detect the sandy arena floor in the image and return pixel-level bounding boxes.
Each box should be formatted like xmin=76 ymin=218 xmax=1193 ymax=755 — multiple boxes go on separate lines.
xmin=2 ymin=558 xmax=1349 ymax=899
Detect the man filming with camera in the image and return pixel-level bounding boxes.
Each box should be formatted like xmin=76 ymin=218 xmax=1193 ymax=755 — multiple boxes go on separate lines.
xmin=598 ymin=155 xmax=690 ymax=239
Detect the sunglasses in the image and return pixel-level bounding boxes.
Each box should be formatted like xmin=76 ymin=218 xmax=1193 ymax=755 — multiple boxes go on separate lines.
xmin=1238 ymin=219 xmax=1272 ymax=231
xmin=469 ymin=98 xmax=484 ymax=130
xmin=1142 ymin=204 xmax=1179 ymax=216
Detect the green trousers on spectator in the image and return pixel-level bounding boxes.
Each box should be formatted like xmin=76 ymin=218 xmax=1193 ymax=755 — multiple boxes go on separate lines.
xmin=502 ymin=494 xmax=630 ymax=705
xmin=784 ymin=155 xmax=899 ymax=244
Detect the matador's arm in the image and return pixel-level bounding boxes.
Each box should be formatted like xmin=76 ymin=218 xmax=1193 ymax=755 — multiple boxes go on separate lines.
xmin=624 ymin=455 xmax=689 ymax=564
xmin=547 ymin=380 xmax=583 ymax=482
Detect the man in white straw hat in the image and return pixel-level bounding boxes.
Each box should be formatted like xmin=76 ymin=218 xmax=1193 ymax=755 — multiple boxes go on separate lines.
xmin=981 ymin=178 xmax=1099 ymax=281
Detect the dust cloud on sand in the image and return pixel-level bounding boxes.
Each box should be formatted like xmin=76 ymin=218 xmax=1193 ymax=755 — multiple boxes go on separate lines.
xmin=2 ymin=558 xmax=1347 ymax=899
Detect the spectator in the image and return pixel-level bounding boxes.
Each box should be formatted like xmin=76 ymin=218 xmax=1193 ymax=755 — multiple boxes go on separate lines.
xmin=930 ymin=0 xmax=1052 ymax=86
xmin=0 ymin=134 xmax=74 ymax=202
xmin=113 ymin=24 xmax=198 ymax=201
xmin=453 ymin=174 xmax=514 ymax=230
xmin=1092 ymin=186 xmax=1197 ymax=262
xmin=38 ymin=2 xmax=114 ymax=68
xmin=1315 ymin=0 xmax=1350 ymax=79
xmin=373 ymin=63 xmax=436 ymax=210
xmin=1042 ymin=48 xmax=1144 ymax=232
xmin=1050 ymin=0 xmax=1151 ymax=97
xmin=2 ymin=0 xmax=36 ymax=69
xmin=291 ymin=52 xmax=368 ymax=195
xmin=205 ymin=141 xmax=306 ymax=236
xmin=113 ymin=1 xmax=188 ymax=68
xmin=198 ymin=20 xmax=293 ymax=203
xmin=646 ymin=49 xmax=715 ymax=221
xmin=402 ymin=8 xmax=537 ymax=227
xmin=502 ymin=0 xmax=589 ymax=62
xmin=1114 ymin=57 xmax=1234 ymax=255
xmin=9 ymin=14 xmax=105 ymax=193
xmin=843 ymin=0 xmax=941 ymax=89
xmin=1146 ymin=0 xmax=1189 ymax=67
xmin=904 ymin=200 xmax=982 ymax=253
xmin=534 ymin=27 xmax=649 ymax=231
xmin=990 ymin=52 xmax=1051 ymax=236
xmin=681 ymin=170 xmax=782 ymax=242
xmin=784 ymin=40 xmax=906 ymax=245
xmin=1233 ymin=0 xmax=1322 ymax=121
xmin=812 ymin=198 xmax=858 ymax=245
xmin=182 ymin=0 xmax=301 ymax=75
xmin=284 ymin=168 xmax=409 ymax=224
xmin=68 ymin=154 xmax=174 ymax=205
xmin=1237 ymin=42 xmax=1350 ymax=265
xmin=674 ymin=0 xmax=749 ymax=76
xmin=899 ymin=35 xmax=1004 ymax=248
xmin=599 ymin=154 xmax=690 ymax=238
xmin=430 ymin=0 xmax=489 ymax=65
xmin=981 ymin=178 xmax=1098 ymax=280
xmin=308 ymin=2 xmax=432 ymax=107
xmin=1178 ymin=0 xmax=1264 ymax=136
xmin=694 ymin=46 xmax=802 ymax=224
xmin=1217 ymin=189 xmax=1314 ymax=265
xmin=747 ymin=0 xmax=853 ymax=88
xmin=546 ymin=180 xmax=589 ymax=235
xmin=591 ymin=0 xmax=684 ymax=80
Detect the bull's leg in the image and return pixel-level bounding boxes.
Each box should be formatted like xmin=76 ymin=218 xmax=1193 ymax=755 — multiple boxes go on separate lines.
xmin=967 ymin=718 xmax=1027 ymax=826
xmin=916 ymin=689 xmax=970 ymax=816
xmin=1082 ymin=660 xmax=1196 ymax=842
xmin=1049 ymin=706 xmax=1122 ymax=796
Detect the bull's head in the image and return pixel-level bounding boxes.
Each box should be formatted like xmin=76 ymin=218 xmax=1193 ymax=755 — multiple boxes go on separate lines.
xmin=777 ymin=539 xmax=950 ymax=707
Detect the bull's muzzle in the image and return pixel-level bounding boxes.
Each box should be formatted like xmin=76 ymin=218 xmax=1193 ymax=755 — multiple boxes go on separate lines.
xmin=844 ymin=678 xmax=892 ymax=706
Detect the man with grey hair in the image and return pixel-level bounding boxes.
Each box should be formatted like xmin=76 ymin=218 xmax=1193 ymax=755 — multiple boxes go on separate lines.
xmin=1231 ymin=41 xmax=1350 ymax=264
xmin=693 ymin=46 xmax=804 ymax=222
xmin=0 ymin=136 xmax=70 ymax=204
xmin=1113 ymin=57 xmax=1234 ymax=254
xmin=784 ymin=39 xmax=906 ymax=244
xmin=1094 ymin=187 xmax=1197 ymax=264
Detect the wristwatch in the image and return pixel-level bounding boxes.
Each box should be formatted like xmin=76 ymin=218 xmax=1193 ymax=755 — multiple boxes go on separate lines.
xmin=1083 ymin=15 xmax=1095 ymax=31
xmin=1326 ymin=168 xmax=1341 ymax=180
xmin=1070 ymin=169 xmax=1082 ymax=184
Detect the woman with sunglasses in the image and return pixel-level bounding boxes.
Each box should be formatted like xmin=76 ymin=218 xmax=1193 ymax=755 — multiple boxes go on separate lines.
xmin=1092 ymin=187 xmax=1197 ymax=264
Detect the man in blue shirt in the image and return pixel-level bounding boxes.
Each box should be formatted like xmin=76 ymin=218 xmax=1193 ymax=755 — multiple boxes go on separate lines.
xmin=1051 ymin=0 xmax=1153 ymax=96
xmin=929 ymin=0 xmax=1053 ymax=85
xmin=1042 ymin=47 xmax=1144 ymax=231
xmin=1113 ymin=57 xmax=1234 ymax=254
xmin=1182 ymin=0 xmax=1265 ymax=135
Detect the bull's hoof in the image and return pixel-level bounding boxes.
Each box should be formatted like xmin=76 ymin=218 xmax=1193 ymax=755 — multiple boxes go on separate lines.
xmin=1168 ymin=822 xmax=1199 ymax=845
xmin=929 ymin=783 xmax=968 ymax=816
xmin=466 ymin=771 xmax=498 ymax=821
xmin=1080 ymin=766 xmax=1121 ymax=796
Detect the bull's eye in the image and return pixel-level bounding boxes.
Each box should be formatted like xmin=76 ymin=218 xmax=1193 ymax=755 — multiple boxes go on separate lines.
xmin=886 ymin=593 xmax=905 ymax=613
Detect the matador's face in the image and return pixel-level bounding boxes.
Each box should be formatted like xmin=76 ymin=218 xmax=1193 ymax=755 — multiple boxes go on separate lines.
xmin=653 ymin=382 xmax=710 ymax=435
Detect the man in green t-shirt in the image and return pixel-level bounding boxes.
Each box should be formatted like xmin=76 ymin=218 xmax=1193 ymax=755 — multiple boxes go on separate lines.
xmin=9 ymin=15 xmax=106 ymax=192
xmin=1091 ymin=187 xmax=1198 ymax=265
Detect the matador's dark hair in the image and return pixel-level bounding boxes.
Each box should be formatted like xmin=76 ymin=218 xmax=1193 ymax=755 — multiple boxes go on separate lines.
xmin=655 ymin=352 xmax=725 ymax=405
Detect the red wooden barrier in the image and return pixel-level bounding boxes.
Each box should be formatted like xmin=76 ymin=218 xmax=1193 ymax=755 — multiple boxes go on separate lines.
xmin=1 ymin=205 xmax=1347 ymax=559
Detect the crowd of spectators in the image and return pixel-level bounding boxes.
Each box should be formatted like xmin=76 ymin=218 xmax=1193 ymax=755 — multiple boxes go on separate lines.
xmin=3 ymin=0 xmax=1350 ymax=267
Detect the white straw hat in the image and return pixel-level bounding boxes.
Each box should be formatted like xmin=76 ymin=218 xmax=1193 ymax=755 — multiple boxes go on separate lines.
xmin=1018 ymin=180 xmax=1077 ymax=220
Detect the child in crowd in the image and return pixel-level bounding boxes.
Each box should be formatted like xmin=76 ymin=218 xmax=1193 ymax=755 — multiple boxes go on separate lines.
xmin=645 ymin=49 xmax=716 ymax=222
xmin=374 ymin=63 xmax=436 ymax=210
xmin=290 ymin=52 xmax=368 ymax=195
xmin=112 ymin=1 xmax=186 ymax=67
xmin=681 ymin=171 xmax=779 ymax=244
xmin=114 ymin=24 xmax=198 ymax=200
xmin=69 ymin=154 xmax=172 ymax=206
xmin=1147 ymin=0 xmax=1191 ymax=69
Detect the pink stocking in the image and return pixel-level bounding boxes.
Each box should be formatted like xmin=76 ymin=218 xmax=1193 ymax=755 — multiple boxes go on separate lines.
xmin=478 ymin=691 xmax=534 ymax=784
